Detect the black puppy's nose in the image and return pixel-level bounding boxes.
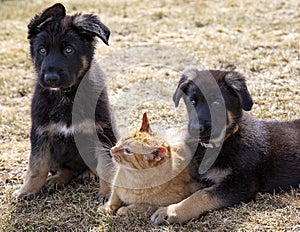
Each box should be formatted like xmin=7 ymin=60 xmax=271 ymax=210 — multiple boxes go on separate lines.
xmin=190 ymin=122 xmax=210 ymax=136
xmin=44 ymin=72 xmax=59 ymax=85
xmin=198 ymin=124 xmax=205 ymax=133
xmin=190 ymin=122 xmax=205 ymax=132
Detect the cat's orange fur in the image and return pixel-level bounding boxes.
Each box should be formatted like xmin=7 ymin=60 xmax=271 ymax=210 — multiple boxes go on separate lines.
xmin=98 ymin=113 xmax=202 ymax=215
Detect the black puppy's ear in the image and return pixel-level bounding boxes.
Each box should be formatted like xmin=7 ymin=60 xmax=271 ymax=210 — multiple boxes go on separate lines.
xmin=28 ymin=3 xmax=66 ymax=39
xmin=173 ymin=69 xmax=200 ymax=107
xmin=173 ymin=74 xmax=189 ymax=107
xmin=72 ymin=14 xmax=110 ymax=45
xmin=224 ymin=72 xmax=253 ymax=111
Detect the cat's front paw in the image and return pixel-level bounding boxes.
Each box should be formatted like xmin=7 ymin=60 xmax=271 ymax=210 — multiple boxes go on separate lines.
xmin=151 ymin=204 xmax=185 ymax=225
xmin=98 ymin=205 xmax=115 ymax=215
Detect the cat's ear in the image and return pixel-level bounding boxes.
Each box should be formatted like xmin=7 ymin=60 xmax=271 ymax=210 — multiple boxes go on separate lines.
xmin=140 ymin=112 xmax=152 ymax=133
xmin=151 ymin=147 xmax=168 ymax=161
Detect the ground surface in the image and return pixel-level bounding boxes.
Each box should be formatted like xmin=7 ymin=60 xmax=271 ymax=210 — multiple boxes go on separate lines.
xmin=0 ymin=0 xmax=299 ymax=231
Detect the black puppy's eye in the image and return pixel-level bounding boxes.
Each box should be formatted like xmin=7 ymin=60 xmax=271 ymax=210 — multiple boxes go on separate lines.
xmin=38 ymin=47 xmax=47 ymax=55
xmin=64 ymin=46 xmax=73 ymax=55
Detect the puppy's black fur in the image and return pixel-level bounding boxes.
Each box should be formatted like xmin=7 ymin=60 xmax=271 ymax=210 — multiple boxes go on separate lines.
xmin=14 ymin=3 xmax=116 ymax=199
xmin=151 ymin=68 xmax=300 ymax=224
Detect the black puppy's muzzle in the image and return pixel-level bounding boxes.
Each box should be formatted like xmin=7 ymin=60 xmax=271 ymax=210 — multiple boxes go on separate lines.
xmin=189 ymin=121 xmax=211 ymax=139
xmin=44 ymin=72 xmax=60 ymax=86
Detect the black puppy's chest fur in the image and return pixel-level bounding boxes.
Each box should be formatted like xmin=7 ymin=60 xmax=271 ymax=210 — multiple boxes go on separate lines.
xmin=32 ymin=86 xmax=74 ymax=125
xmin=31 ymin=86 xmax=86 ymax=173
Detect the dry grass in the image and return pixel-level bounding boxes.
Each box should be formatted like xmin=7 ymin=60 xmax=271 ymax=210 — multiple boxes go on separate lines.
xmin=0 ymin=0 xmax=299 ymax=231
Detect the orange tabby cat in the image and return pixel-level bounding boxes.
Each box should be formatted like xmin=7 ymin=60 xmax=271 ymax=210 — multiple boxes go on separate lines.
xmin=98 ymin=113 xmax=202 ymax=215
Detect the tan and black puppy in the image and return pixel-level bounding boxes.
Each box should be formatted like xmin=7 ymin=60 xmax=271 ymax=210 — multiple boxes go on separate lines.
xmin=151 ymin=68 xmax=300 ymax=224
xmin=14 ymin=3 xmax=116 ymax=199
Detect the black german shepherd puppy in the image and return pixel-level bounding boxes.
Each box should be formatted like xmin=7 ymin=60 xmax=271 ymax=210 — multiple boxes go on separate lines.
xmin=151 ymin=68 xmax=300 ymax=224
xmin=14 ymin=3 xmax=116 ymax=199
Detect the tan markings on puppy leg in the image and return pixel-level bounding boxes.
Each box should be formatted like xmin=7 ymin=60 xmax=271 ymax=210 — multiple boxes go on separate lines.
xmin=151 ymin=187 xmax=223 ymax=225
xmin=98 ymin=190 xmax=122 ymax=215
xmin=13 ymin=143 xmax=52 ymax=199
xmin=77 ymin=169 xmax=97 ymax=184
xmin=44 ymin=168 xmax=74 ymax=190
xmin=98 ymin=178 xmax=111 ymax=199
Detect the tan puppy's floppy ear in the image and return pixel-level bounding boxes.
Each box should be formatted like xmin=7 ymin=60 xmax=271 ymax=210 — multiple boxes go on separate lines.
xmin=224 ymin=72 xmax=253 ymax=111
xmin=28 ymin=3 xmax=66 ymax=39
xmin=72 ymin=14 xmax=110 ymax=45
xmin=140 ymin=113 xmax=152 ymax=133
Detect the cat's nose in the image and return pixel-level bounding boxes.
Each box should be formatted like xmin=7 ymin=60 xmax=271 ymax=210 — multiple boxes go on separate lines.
xmin=110 ymin=146 xmax=119 ymax=154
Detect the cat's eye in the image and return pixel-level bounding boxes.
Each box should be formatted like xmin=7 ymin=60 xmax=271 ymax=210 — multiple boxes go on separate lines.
xmin=38 ymin=47 xmax=47 ymax=55
xmin=124 ymin=148 xmax=132 ymax=154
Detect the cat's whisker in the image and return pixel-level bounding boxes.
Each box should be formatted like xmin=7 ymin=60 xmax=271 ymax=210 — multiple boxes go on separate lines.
xmin=86 ymin=144 xmax=112 ymax=153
